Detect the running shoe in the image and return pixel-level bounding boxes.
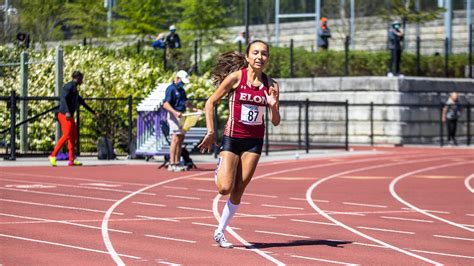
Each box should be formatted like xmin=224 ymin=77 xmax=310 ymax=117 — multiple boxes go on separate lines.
xmin=214 ymin=232 xmax=233 ymax=248
xmin=68 ymin=160 xmax=82 ymax=166
xmin=48 ymin=156 xmax=57 ymax=167
xmin=173 ymin=165 xmax=186 ymax=172
xmin=167 ymin=164 xmax=175 ymax=171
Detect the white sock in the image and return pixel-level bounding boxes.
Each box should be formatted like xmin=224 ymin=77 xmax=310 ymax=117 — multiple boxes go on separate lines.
xmin=215 ymin=199 xmax=240 ymax=235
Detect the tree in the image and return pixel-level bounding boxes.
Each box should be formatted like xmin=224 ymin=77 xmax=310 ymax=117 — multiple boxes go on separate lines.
xmin=379 ymin=0 xmax=444 ymax=25
xmin=113 ymin=0 xmax=171 ymax=37
xmin=60 ymin=0 xmax=107 ymax=40
xmin=174 ymin=0 xmax=228 ymax=43
xmin=16 ymin=0 xmax=64 ymax=42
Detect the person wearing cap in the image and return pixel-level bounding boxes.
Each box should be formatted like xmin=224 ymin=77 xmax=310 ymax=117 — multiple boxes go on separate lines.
xmin=162 ymin=70 xmax=192 ymax=171
xmin=317 ymin=17 xmax=332 ymax=50
xmin=166 ymin=25 xmax=181 ymax=49
xmin=388 ymin=20 xmax=404 ymax=77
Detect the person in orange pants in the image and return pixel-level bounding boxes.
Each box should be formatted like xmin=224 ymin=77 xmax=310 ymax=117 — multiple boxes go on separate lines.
xmin=49 ymin=71 xmax=96 ymax=166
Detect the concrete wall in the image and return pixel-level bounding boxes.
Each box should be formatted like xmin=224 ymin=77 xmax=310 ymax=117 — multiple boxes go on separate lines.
xmin=269 ymin=77 xmax=474 ymax=145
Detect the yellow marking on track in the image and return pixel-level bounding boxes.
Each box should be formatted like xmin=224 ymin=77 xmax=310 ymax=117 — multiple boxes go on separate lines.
xmin=339 ymin=176 xmax=390 ymax=180
xmin=413 ymin=175 xmax=464 ymax=179
xmin=267 ymin=177 xmax=315 ymax=180
xmin=329 ymin=159 xmax=345 ymax=162
xmin=391 ymin=159 xmax=406 ymax=162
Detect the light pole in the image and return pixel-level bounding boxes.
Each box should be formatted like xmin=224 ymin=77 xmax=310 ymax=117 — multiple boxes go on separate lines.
xmin=3 ymin=0 xmax=9 ymax=39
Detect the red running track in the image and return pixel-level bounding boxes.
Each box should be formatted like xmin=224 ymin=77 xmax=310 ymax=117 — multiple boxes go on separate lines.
xmin=0 ymin=147 xmax=473 ymax=265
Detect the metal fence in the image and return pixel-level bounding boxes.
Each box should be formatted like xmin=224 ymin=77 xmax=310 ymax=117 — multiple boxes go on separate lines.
xmin=3 ymin=93 xmax=470 ymax=161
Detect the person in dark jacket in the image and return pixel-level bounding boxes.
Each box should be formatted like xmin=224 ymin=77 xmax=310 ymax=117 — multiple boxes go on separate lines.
xmin=166 ymin=25 xmax=181 ymax=49
xmin=317 ymin=17 xmax=332 ymax=50
xmin=388 ymin=21 xmax=404 ymax=77
xmin=442 ymin=92 xmax=462 ymax=146
xmin=48 ymin=71 xmax=96 ymax=166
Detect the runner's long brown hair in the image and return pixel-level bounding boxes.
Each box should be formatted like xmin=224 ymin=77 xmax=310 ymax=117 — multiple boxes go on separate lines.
xmin=211 ymin=40 xmax=269 ymax=87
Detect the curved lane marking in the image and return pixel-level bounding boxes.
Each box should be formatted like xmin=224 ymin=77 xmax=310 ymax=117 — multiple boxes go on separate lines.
xmin=305 ymin=156 xmax=461 ymax=265
xmin=102 ymin=171 xmax=209 ymax=266
xmin=389 ymin=161 xmax=474 ymax=233
xmin=212 ymin=152 xmax=453 ymax=265
xmin=464 ymin=173 xmax=474 ymax=193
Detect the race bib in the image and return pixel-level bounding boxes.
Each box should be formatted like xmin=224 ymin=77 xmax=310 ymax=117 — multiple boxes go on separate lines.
xmin=241 ymin=104 xmax=264 ymax=125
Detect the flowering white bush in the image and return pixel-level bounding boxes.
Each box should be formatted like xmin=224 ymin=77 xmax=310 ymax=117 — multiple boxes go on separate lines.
xmin=1 ymin=46 xmax=219 ymax=153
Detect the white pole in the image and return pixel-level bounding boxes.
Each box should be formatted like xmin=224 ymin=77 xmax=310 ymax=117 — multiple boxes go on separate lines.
xmin=468 ymin=0 xmax=472 ymax=33
xmin=350 ymin=0 xmax=355 ymax=49
xmin=4 ymin=0 xmax=9 ymax=38
xmin=107 ymin=0 xmax=112 ymax=38
xmin=445 ymin=0 xmax=452 ymax=54
xmin=275 ymin=0 xmax=280 ymax=46
xmin=316 ymin=0 xmax=321 ymax=51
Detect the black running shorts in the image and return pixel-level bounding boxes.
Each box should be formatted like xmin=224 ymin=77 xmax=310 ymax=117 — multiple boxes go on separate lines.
xmin=220 ymin=135 xmax=264 ymax=155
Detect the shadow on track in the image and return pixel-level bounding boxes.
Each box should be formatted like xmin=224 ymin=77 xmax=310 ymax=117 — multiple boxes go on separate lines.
xmin=238 ymin=239 xmax=353 ymax=249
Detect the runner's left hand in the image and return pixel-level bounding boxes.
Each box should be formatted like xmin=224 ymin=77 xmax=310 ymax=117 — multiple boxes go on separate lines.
xmin=264 ymin=89 xmax=278 ymax=108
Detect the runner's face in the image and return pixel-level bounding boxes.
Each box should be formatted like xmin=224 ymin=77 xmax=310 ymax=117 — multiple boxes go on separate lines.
xmin=246 ymin=42 xmax=269 ymax=70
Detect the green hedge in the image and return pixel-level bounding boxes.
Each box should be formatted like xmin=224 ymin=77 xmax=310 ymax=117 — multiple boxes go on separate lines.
xmin=200 ymin=45 xmax=470 ymax=78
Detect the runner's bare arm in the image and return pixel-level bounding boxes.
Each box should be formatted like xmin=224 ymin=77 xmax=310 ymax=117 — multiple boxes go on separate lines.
xmin=198 ymin=71 xmax=241 ymax=153
xmin=266 ymin=78 xmax=280 ymax=126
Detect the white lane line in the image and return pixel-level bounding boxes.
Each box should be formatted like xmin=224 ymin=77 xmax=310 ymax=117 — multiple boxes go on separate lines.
xmin=2 ymin=172 xmax=149 ymax=187
xmin=166 ymin=195 xmax=201 ymax=200
xmin=0 ymin=213 xmax=131 ymax=234
xmin=389 ymin=160 xmax=474 ymax=233
xmin=465 ymin=174 xmax=474 ymax=193
xmin=0 ymin=233 xmax=140 ymax=259
xmin=306 ymin=156 xmax=451 ymax=265
xmin=218 ymin=199 xmax=251 ymax=205
xmin=411 ymin=249 xmax=474 ymax=259
xmin=462 ymin=224 xmax=474 ymax=228
xmin=191 ymin=222 xmax=241 ymax=230
xmin=102 ymin=171 xmax=209 ymax=266
xmin=255 ymin=230 xmax=310 ymax=239
xmin=290 ymin=255 xmax=357 ymax=265
xmin=135 ymin=215 xmax=180 ymax=222
xmin=163 ymin=185 xmax=188 ymax=190
xmin=261 ymin=204 xmax=304 ymax=210
xmin=353 ymin=242 xmax=387 ymax=249
xmin=132 ymin=201 xmax=166 ymax=207
xmin=401 ymin=207 xmax=450 ymax=214
xmin=244 ymin=192 xmax=277 ymax=198
xmin=290 ymin=219 xmax=338 ymax=226
xmin=343 ymin=202 xmax=388 ymax=208
xmin=196 ymin=189 xmax=215 ymax=193
xmin=0 ymin=187 xmax=119 ymax=202
xmin=357 ymin=226 xmax=415 ymax=235
xmin=433 ymin=235 xmax=474 ymax=242
xmin=380 ymin=216 xmax=433 ymax=223
xmin=325 ymin=211 xmax=366 ymax=216
xmin=290 ymin=197 xmax=329 ymax=203
xmin=212 ymin=152 xmax=445 ymax=266
xmin=235 ymin=213 xmax=277 ymax=219
xmin=145 ymin=234 xmax=196 ymax=244
xmin=467 ymin=214 xmax=474 ymax=217
xmin=177 ymin=206 xmax=213 ymax=212
xmin=0 ymin=198 xmax=123 ymax=215
xmin=0 ymin=177 xmax=155 ymax=196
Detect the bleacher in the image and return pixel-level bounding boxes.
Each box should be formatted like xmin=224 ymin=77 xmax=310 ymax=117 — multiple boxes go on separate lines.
xmin=135 ymin=83 xmax=207 ymax=158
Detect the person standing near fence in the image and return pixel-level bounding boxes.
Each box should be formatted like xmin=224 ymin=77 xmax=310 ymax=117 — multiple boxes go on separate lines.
xmin=317 ymin=17 xmax=332 ymax=50
xmin=198 ymin=40 xmax=280 ymax=248
xmin=48 ymin=71 xmax=96 ymax=166
xmin=388 ymin=20 xmax=404 ymax=77
xmin=442 ymin=92 xmax=462 ymax=146
xmin=162 ymin=70 xmax=192 ymax=172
